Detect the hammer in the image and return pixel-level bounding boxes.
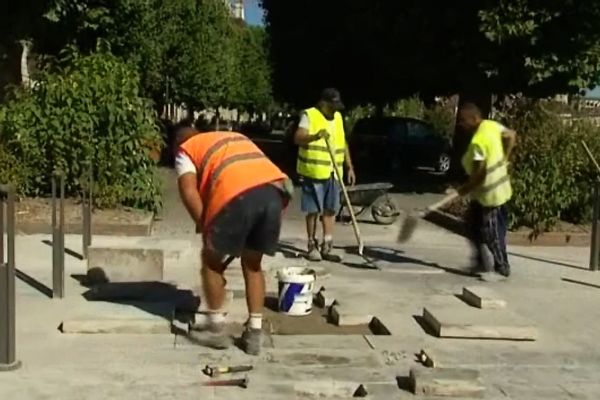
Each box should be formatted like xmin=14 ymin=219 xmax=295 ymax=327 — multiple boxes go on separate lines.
xmin=203 ymin=364 xmax=253 ymax=377
xmin=202 ymin=375 xmax=249 ymax=389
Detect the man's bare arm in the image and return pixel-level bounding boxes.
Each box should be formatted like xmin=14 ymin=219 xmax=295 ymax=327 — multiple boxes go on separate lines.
xmin=502 ymin=129 xmax=517 ymax=160
xmin=178 ymin=173 xmax=203 ymax=224
xmin=458 ymin=160 xmax=486 ymax=196
xmin=294 ymin=127 xmax=328 ymax=146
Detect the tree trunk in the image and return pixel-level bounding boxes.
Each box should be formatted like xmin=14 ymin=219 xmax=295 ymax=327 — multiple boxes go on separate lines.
xmin=19 ymin=40 xmax=32 ymax=88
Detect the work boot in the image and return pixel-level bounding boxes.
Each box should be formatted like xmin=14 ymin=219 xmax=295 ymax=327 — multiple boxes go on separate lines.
xmin=241 ymin=327 xmax=262 ymax=356
xmin=187 ymin=323 xmax=232 ymax=350
xmin=320 ymin=241 xmax=342 ymax=263
xmin=306 ymin=239 xmax=322 ymax=262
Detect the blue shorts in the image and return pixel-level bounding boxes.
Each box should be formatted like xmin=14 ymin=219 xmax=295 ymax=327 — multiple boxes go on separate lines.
xmin=300 ymin=175 xmax=340 ymax=215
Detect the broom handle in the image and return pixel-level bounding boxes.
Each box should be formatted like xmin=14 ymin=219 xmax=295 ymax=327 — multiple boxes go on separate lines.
xmin=582 ymin=140 xmax=600 ymax=180
xmin=426 ymin=192 xmax=459 ymax=212
xmin=324 ymin=137 xmax=364 ymax=253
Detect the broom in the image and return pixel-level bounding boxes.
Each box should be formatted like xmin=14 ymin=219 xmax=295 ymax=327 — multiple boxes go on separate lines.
xmin=397 ymin=192 xmax=459 ymax=243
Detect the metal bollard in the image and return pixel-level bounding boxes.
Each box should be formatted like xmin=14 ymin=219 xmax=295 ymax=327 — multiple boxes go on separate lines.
xmin=82 ymin=166 xmax=92 ymax=259
xmin=52 ymin=172 xmax=65 ymax=298
xmin=0 ymin=184 xmax=21 ymax=371
xmin=590 ymin=184 xmax=600 ymax=271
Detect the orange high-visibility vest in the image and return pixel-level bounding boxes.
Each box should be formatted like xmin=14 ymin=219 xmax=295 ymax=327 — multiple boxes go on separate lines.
xmin=179 ymin=131 xmax=287 ymax=229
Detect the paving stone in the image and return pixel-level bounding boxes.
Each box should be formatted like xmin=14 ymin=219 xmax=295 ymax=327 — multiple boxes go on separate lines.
xmin=292 ymin=380 xmax=363 ymax=398
xmin=87 ymin=246 xmax=164 ymax=283
xmin=462 ymin=286 xmax=507 ymax=309
xmin=60 ymin=301 xmax=173 ymax=334
xmin=409 ymin=367 xmax=485 ymax=397
xmin=422 ymin=305 xmax=538 ymax=341
xmin=330 ymin=305 xmax=373 ymax=326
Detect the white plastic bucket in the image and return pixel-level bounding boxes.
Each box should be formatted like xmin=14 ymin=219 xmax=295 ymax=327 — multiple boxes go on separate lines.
xmin=277 ymin=267 xmax=316 ymax=316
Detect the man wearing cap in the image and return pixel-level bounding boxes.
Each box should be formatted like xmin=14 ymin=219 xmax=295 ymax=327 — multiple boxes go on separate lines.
xmin=294 ymin=88 xmax=356 ymax=262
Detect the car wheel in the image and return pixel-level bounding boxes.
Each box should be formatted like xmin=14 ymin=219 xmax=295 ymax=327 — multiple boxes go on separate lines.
xmin=436 ymin=153 xmax=451 ymax=173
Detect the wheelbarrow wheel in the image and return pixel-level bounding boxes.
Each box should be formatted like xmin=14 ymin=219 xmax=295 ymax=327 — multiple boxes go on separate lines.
xmin=371 ymin=195 xmax=400 ymax=225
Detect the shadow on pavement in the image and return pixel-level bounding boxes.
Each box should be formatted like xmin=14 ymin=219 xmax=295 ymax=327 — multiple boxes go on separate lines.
xmin=42 ymin=239 xmax=84 ymax=260
xmin=16 ymin=269 xmax=53 ymax=298
xmin=71 ymin=273 xmax=199 ymax=323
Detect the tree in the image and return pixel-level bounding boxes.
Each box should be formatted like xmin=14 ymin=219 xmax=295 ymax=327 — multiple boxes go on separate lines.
xmin=261 ymin=0 xmax=600 ymax=107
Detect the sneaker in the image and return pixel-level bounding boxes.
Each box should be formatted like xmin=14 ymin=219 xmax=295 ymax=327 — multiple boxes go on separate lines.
xmin=241 ymin=328 xmax=262 ymax=356
xmin=186 ymin=324 xmax=232 ymax=350
xmin=320 ymin=241 xmax=342 ymax=263
xmin=307 ymin=240 xmax=322 ymax=262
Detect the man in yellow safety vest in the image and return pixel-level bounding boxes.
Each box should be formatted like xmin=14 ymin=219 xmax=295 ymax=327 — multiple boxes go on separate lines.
xmin=294 ymin=88 xmax=356 ymax=262
xmin=452 ymin=103 xmax=517 ymax=282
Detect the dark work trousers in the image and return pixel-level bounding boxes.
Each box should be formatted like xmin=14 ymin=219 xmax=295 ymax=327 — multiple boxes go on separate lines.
xmin=466 ymin=201 xmax=511 ymax=276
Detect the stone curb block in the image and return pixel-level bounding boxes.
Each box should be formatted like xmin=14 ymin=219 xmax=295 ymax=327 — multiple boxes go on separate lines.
xmin=60 ymin=318 xmax=171 ymax=334
xmin=462 ymin=286 xmax=507 ymax=309
xmin=409 ymin=367 xmax=485 ymax=397
xmin=87 ymin=247 xmax=164 ymax=284
xmin=16 ymin=215 xmax=154 ymax=237
xmin=330 ymin=305 xmax=373 ymax=326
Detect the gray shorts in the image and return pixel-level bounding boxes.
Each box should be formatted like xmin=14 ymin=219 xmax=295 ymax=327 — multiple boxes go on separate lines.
xmin=300 ymin=175 xmax=340 ymax=215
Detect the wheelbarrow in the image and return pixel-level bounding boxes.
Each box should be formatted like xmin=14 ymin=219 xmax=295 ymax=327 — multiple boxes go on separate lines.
xmin=337 ymin=182 xmax=400 ymax=225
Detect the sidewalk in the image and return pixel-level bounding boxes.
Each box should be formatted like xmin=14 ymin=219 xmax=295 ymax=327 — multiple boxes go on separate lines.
xmin=1 ymin=221 xmax=600 ymax=399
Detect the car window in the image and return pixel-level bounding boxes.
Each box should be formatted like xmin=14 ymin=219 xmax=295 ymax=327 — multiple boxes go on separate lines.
xmin=406 ymin=121 xmax=435 ymax=140
xmin=352 ymin=119 xmax=385 ymax=136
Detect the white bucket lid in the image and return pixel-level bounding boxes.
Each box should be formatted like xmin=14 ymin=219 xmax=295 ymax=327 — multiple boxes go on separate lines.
xmin=277 ymin=267 xmax=316 ymax=283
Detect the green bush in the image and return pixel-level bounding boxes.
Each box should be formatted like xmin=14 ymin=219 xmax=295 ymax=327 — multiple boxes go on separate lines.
xmin=505 ymin=101 xmax=598 ymax=232
xmin=424 ymin=103 xmax=455 ymax=139
xmin=0 ymin=50 xmax=162 ymax=212
xmin=384 ymin=96 xmax=425 ymax=119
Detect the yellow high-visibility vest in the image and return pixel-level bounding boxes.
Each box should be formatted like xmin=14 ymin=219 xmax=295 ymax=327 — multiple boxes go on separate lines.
xmin=296 ymin=107 xmax=346 ymax=180
xmin=461 ymin=120 xmax=512 ymax=207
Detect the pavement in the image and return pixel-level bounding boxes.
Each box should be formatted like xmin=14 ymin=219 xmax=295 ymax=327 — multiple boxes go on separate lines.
xmin=1 ymin=168 xmax=600 ymax=399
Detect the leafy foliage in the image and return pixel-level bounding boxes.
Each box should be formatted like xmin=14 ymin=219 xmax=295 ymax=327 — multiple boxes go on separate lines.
xmin=0 ymin=50 xmax=162 ymax=211
xmin=262 ymin=0 xmax=600 ymax=106
xmin=502 ymin=101 xmax=599 ymax=231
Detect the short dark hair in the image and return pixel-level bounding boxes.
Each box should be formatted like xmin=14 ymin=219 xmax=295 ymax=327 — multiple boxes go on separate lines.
xmin=459 ymin=102 xmax=482 ymax=118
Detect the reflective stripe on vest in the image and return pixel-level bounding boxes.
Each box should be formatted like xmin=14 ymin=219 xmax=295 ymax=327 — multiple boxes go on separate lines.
xmin=461 ymin=120 xmax=512 ymax=207
xmin=179 ymin=131 xmax=287 ymax=228
xmin=297 ymin=107 xmax=346 ymax=180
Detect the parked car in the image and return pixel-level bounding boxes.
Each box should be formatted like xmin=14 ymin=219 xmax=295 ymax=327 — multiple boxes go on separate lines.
xmin=349 ymin=117 xmax=452 ymax=174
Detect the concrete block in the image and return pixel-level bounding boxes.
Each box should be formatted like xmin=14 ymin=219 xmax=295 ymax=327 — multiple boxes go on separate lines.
xmin=423 ymin=306 xmax=538 ymax=341
xmin=293 ymin=380 xmax=364 ymax=398
xmin=462 ymin=286 xmax=507 ymax=309
xmin=330 ymin=305 xmax=373 ymax=326
xmin=409 ymin=367 xmax=485 ymax=397
xmin=87 ymin=246 xmax=164 ymax=283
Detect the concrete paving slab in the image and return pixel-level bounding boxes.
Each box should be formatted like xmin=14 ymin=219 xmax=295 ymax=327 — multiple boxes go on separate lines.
xmin=409 ymin=367 xmax=485 ymax=397
xmin=462 ymin=286 xmax=507 ymax=309
xmin=87 ymin=246 xmax=164 ymax=283
xmin=263 ymin=349 xmax=382 ymax=369
xmin=422 ymin=305 xmax=538 ymax=341
xmin=60 ymin=301 xmax=173 ymax=334
xmin=331 ymin=305 xmax=373 ymax=326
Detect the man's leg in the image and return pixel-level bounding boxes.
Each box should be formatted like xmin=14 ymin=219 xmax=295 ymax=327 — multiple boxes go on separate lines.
xmin=301 ymin=180 xmax=324 ymax=261
xmin=187 ymin=247 xmax=233 ymax=349
xmin=480 ymin=206 xmax=509 ymax=281
xmin=240 ymin=249 xmax=265 ymax=355
xmin=320 ymin=176 xmax=342 ymax=262
xmin=495 ymin=205 xmax=511 ymax=277
xmin=188 ymin=197 xmax=247 ymax=349
xmin=241 ymin=183 xmax=283 ymax=355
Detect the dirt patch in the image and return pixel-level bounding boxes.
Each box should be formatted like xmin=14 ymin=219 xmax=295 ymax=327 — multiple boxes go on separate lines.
xmin=224 ymin=296 xmax=384 ymax=336
xmin=16 ymin=197 xmax=151 ymax=225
